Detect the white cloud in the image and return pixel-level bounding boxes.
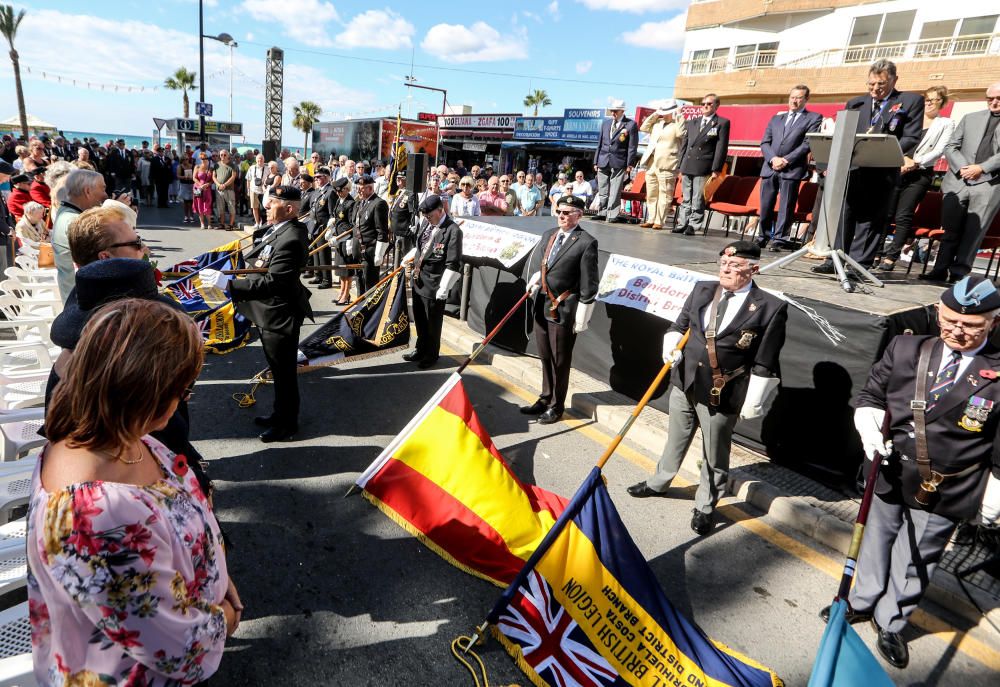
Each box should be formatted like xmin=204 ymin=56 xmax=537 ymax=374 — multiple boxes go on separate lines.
xmin=245 ymin=32 xmax=255 ymax=41
xmin=575 ymin=60 xmax=592 ymax=74
xmin=522 ymin=11 xmax=542 ymax=23
xmin=577 ymin=0 xmax=688 ymax=12
xmin=547 ymin=1 xmax=560 ymax=19
xmin=621 ymin=12 xmax=687 ymax=51
xmin=243 ymin=0 xmax=339 ymax=47
xmin=337 ymin=9 xmax=415 ymax=50
xmin=421 ymin=22 xmax=527 ymax=63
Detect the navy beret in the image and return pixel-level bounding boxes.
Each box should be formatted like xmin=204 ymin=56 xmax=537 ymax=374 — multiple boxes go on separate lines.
xmin=418 ymin=194 xmax=443 ymax=213
xmin=331 ymin=177 xmax=349 ymax=191
xmin=556 ymin=194 xmax=585 ymax=211
xmin=271 ymin=185 xmax=301 ymax=201
xmin=941 ymin=275 xmax=1000 ymax=314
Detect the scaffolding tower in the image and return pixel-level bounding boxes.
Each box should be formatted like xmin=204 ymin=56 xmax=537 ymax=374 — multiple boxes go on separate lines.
xmin=264 ymin=47 xmax=284 ymax=152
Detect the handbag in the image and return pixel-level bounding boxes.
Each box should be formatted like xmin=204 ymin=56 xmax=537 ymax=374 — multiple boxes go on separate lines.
xmin=38 ymin=242 xmax=55 ymax=267
xmin=193 ymin=187 xmax=202 ymax=197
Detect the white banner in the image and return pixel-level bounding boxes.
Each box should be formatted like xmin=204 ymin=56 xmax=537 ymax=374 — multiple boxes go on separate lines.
xmin=597 ymin=254 xmax=713 ymax=322
xmin=459 ymin=219 xmax=541 ymax=268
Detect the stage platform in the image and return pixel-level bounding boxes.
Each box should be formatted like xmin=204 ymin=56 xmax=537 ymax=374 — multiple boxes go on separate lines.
xmin=459 ymin=216 xmax=945 ymax=489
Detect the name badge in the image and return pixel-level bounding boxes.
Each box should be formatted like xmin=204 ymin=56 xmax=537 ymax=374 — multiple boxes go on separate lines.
xmin=958 ymin=396 xmax=993 ymax=432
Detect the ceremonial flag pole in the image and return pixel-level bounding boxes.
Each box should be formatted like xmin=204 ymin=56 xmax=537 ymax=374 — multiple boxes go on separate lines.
xmin=308 ymin=228 xmax=353 ymax=258
xmin=162 ymin=234 xmax=254 ymax=286
xmin=455 ymin=292 xmax=531 ymax=375
xmin=835 ymin=445 xmax=883 ymax=602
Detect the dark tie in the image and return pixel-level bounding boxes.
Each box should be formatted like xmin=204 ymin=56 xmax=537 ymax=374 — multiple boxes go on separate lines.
xmin=419 ymin=221 xmax=433 ymax=248
xmin=715 ymin=291 xmax=734 ymax=330
xmin=547 ymin=233 xmax=566 ymax=266
xmin=928 ymin=351 xmax=962 ymax=409
xmin=870 ymin=100 xmax=885 ymax=128
xmin=975 ymin=114 xmax=1000 ymax=165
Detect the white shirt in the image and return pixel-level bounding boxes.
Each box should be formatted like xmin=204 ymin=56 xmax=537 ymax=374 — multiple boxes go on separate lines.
xmin=699 ymin=281 xmax=752 ymax=333
xmin=939 ymin=339 xmax=988 ymax=380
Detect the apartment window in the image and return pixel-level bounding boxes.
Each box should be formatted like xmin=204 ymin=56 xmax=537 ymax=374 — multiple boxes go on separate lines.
xmin=734 ymin=42 xmax=778 ymax=69
xmin=915 ymin=15 xmax=997 ymax=58
xmin=960 ymin=15 xmax=998 ymax=36
xmin=688 ymin=47 xmax=728 ymax=74
xmin=710 ymin=47 xmax=729 ymax=72
xmin=847 ymin=11 xmax=915 ymax=62
xmin=955 ymin=15 xmax=998 ymax=54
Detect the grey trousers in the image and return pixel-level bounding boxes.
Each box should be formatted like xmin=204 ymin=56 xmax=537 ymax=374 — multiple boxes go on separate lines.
xmin=848 ymin=493 xmax=956 ymax=633
xmin=647 ymin=386 xmax=738 ymax=514
xmin=596 ymin=166 xmax=627 ymax=220
xmin=676 ymin=174 xmax=708 ymax=232
xmin=932 ymin=181 xmax=1000 ymax=276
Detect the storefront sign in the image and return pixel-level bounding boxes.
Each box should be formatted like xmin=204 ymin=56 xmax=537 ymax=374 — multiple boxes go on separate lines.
xmin=513 ymin=111 xmax=606 ymax=143
xmin=597 ymin=254 xmax=712 ymax=322
xmin=438 ymin=114 xmax=519 ymax=130
xmin=462 ymin=142 xmax=488 ymax=152
xmin=458 ymin=220 xmax=541 ymax=268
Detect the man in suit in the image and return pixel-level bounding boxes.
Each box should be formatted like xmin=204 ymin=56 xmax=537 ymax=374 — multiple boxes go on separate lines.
xmin=521 ymin=194 xmax=599 ymax=424
xmin=922 ymin=83 xmax=1000 ymax=282
xmin=402 ymin=194 xmax=463 ymax=369
xmin=202 ymin=185 xmax=313 ymax=442
xmin=593 ymin=99 xmax=639 ymax=224
xmin=826 ymin=276 xmax=1000 ymax=669
xmin=149 ymin=145 xmax=173 ymax=209
xmin=813 ymin=59 xmax=923 ymax=275
xmin=627 ymin=241 xmax=787 ymax=535
xmin=389 ymin=170 xmax=418 ymax=254
xmin=107 ymin=139 xmax=133 ymax=194
xmin=638 ymin=100 xmax=686 ymax=230
xmin=757 ymin=85 xmax=823 ymax=251
xmin=351 ymin=174 xmax=390 ymax=294
xmin=307 ymin=166 xmax=336 ymax=289
xmin=674 ymin=94 xmax=730 ymax=236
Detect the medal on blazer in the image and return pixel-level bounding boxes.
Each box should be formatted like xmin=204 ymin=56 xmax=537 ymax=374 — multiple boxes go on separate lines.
xmin=736 ymin=329 xmax=756 ymax=349
xmin=619 ymin=132 xmax=627 ymax=142
xmin=958 ymin=396 xmax=993 ymax=432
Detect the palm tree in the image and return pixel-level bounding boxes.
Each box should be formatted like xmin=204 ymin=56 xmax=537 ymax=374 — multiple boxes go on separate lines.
xmin=164 ymin=67 xmax=197 ymax=119
xmin=293 ymin=101 xmax=323 ymax=154
xmin=0 ymin=5 xmax=28 ymax=139
xmin=523 ymin=89 xmax=552 ymax=117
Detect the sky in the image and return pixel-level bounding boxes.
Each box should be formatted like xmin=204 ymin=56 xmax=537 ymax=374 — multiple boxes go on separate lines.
xmin=0 ymin=0 xmax=689 ymax=145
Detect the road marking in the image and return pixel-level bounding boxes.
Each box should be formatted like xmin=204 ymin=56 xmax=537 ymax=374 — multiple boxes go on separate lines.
xmin=445 ymin=347 xmax=1000 ymax=671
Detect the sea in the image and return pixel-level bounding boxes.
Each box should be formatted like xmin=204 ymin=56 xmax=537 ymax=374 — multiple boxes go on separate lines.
xmin=10 ymin=128 xmax=304 ymax=155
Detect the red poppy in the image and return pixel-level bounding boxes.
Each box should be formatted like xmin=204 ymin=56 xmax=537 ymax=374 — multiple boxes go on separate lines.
xmin=172 ymin=454 xmax=189 ymax=478
xmin=980 ymin=369 xmax=998 ymax=380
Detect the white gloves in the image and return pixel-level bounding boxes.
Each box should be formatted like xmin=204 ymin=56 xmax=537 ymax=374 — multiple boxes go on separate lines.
xmin=526 ymin=271 xmax=541 ymax=297
xmin=437 ymin=268 xmax=460 ymax=300
xmin=739 ymin=374 xmax=780 ymax=421
xmin=854 ymin=406 xmax=891 ymax=458
xmin=662 ymin=331 xmax=683 ymax=366
xmin=324 ymin=228 xmax=335 ymax=243
xmin=574 ymin=301 xmax=595 ymax=334
xmin=375 ymin=241 xmax=390 ymax=265
xmin=981 ymin=473 xmax=1000 ymax=525
xmin=199 ymin=268 xmax=232 ymax=293
xmin=402 ymin=247 xmax=417 ymax=263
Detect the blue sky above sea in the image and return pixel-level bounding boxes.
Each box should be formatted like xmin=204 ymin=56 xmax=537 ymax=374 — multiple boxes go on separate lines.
xmin=0 ymin=0 xmax=688 ymax=146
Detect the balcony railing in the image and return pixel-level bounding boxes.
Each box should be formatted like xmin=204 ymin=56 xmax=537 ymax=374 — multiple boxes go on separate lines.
xmin=680 ymin=33 xmax=999 ymax=76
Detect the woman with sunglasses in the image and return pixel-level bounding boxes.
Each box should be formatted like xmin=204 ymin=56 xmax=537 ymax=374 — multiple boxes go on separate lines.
xmin=29 ymin=298 xmax=241 ymax=685
xmin=449 ymin=175 xmax=481 ymax=217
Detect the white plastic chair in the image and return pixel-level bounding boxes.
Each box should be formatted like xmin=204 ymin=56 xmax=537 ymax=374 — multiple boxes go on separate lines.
xmin=0 ymin=549 xmax=26 ymax=597
xmin=0 ymin=602 xmax=34 ymax=687
xmin=0 ymin=294 xmax=58 ymax=325
xmin=0 ymin=278 xmax=59 ymax=301
xmin=4 ymin=266 xmax=57 ymax=285
xmin=0 ymin=342 xmax=55 ymax=374
xmin=0 ymin=472 xmax=31 ymax=524
xmin=13 ymin=255 xmax=38 ymax=272
xmin=0 ymin=370 xmax=48 ymax=410
xmin=0 ymin=518 xmax=26 ymax=558
xmin=0 ymin=410 xmax=44 ymax=463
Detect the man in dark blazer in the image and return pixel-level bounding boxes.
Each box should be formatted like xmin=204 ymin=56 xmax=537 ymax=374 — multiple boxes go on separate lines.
xmin=593 ymin=99 xmax=639 ymax=224
xmin=149 ymin=145 xmax=173 ymax=209
xmin=202 ymin=185 xmax=313 ymax=442
xmin=814 ymin=59 xmax=923 ymax=275
xmin=351 ymin=174 xmax=390 ymax=294
xmin=389 ymin=170 xmax=418 ymax=254
xmin=674 ymin=93 xmax=731 ymax=236
xmin=827 ymin=276 xmax=1000 ymax=669
xmin=521 ymin=194 xmax=599 ymax=424
xmin=401 ymin=194 xmax=463 ymax=369
xmin=757 ymin=85 xmax=823 ymax=250
xmin=106 ymin=139 xmax=133 ymax=194
xmin=307 ymin=166 xmax=336 ymax=289
xmin=628 ymin=241 xmax=787 ymax=536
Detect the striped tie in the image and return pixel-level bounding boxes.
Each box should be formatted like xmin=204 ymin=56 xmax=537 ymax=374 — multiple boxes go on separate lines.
xmin=928 ymin=351 xmax=962 ymax=409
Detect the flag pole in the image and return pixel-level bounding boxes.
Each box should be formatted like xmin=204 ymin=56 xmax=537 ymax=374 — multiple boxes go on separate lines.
xmin=308 ymin=228 xmax=353 ymax=258
xmin=162 ymin=235 xmax=254 ymax=287
xmin=455 ymin=292 xmax=531 ymax=375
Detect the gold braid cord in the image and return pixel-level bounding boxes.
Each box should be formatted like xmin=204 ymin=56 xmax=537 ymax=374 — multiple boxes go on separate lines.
xmin=232 ymin=368 xmax=273 ymax=408
xmin=449 ymin=633 xmax=521 ymax=687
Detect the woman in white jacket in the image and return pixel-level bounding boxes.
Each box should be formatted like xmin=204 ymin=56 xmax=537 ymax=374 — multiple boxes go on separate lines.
xmin=875 ymin=85 xmax=955 ymax=273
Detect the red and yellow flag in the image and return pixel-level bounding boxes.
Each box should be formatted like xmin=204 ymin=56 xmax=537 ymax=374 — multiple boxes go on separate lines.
xmin=356 ymin=373 xmax=567 ymax=587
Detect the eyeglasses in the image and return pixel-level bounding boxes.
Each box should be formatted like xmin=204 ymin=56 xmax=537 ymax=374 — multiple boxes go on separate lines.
xmin=107 ymin=238 xmax=144 ymax=250
xmin=718 ymin=259 xmax=751 ymax=270
xmin=986 ymin=96 xmax=1000 ymax=103
xmin=554 ymin=209 xmax=578 ymax=216
xmin=937 ymin=314 xmax=988 ymax=335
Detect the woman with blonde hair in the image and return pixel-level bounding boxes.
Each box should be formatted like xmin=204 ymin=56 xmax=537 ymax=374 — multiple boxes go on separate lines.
xmin=28 ymin=298 xmax=241 ymax=685
xmin=192 ymin=155 xmax=214 ymax=229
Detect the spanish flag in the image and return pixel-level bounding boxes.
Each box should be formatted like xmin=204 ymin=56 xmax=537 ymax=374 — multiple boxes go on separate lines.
xmin=356 ymin=372 xmax=567 ymax=587
xmin=490 ymin=467 xmax=784 ymax=687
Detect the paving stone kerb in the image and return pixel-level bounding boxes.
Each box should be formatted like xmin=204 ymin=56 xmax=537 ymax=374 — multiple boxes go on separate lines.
xmin=438 ymin=317 xmax=1000 ymax=630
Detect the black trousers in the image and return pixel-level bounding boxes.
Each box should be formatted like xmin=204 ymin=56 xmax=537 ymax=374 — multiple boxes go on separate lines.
xmin=411 ymin=292 xmax=445 ymax=361
xmin=533 ymin=313 xmax=576 ymax=413
xmin=883 ymin=168 xmax=934 ymax=262
xmin=309 ymin=241 xmax=333 ymax=285
xmin=259 ymin=325 xmax=301 ymax=428
xmin=360 ymin=245 xmax=378 ymax=294
xmin=836 ymin=169 xmax=897 ymax=266
xmin=155 ymin=179 xmax=170 ymax=208
xmin=758 ymin=175 xmax=801 ymax=243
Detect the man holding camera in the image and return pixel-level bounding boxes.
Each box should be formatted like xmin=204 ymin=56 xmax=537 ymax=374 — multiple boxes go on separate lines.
xmin=828 ymin=275 xmax=1000 ymax=669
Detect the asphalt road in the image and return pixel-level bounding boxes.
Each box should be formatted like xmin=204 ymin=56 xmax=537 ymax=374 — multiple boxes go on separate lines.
xmin=136 ymin=213 xmax=998 ymax=687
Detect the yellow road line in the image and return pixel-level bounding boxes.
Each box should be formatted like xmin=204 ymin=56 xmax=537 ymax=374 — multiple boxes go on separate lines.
xmin=445 ymin=348 xmax=1000 ymax=670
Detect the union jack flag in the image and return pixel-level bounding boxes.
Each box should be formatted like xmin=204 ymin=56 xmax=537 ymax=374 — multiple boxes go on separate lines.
xmin=168 ymin=278 xmax=208 ymax=309
xmin=496 ymin=571 xmax=619 ymax=687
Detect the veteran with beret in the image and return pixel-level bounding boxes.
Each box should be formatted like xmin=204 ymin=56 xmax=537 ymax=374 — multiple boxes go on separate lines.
xmin=823 ymin=275 xmax=1000 ymax=670
xmin=307 ymin=166 xmax=336 ymax=289
xmin=351 ymin=173 xmax=390 ymax=294
xmin=201 ymin=185 xmax=313 ymax=442
xmin=628 ymin=241 xmax=788 ymax=536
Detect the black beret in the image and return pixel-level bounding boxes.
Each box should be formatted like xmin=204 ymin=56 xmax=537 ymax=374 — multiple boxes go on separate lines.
xmin=556 ymin=194 xmax=585 ymax=211
xmin=331 ymin=177 xmax=349 ymax=191
xmin=418 ymin=194 xmax=443 ymax=213
xmin=10 ymin=173 xmax=29 ymax=185
xmin=719 ymin=240 xmax=761 ymax=261
xmin=315 ymin=166 xmax=331 ymax=176
xmin=299 ymin=173 xmax=314 ymax=183
xmin=941 ymin=275 xmax=1000 ymax=314
xmin=271 ymin=185 xmax=302 ymax=201
xmin=396 ymin=169 xmax=406 ymax=178
xmin=358 ymin=174 xmax=375 ymax=185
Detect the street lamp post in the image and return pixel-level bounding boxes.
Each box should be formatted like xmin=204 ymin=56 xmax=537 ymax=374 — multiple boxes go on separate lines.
xmin=198 ymin=0 xmax=237 ymax=144
xmin=404 ymin=77 xmax=447 ymax=166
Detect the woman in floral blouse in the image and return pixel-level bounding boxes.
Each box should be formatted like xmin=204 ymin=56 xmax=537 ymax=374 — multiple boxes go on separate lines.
xmin=28 ymin=299 xmax=241 ymax=686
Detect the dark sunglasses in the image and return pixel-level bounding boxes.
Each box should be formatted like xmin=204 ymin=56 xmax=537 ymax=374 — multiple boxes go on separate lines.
xmin=554 ymin=209 xmax=577 ymax=216
xmin=107 ymin=238 xmax=144 ymax=250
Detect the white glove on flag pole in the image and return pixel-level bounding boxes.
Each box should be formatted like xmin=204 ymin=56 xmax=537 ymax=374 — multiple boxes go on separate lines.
xmin=573 ymin=301 xmax=594 ymax=334
xmin=436 ymin=269 xmax=460 ymax=301
xmin=980 ymin=473 xmax=1000 ymax=525
xmin=526 ymin=271 xmax=541 ymax=297
xmin=661 ymin=331 xmax=683 ymax=365
xmin=199 ymin=268 xmax=232 ymax=293
xmin=739 ymin=374 xmax=780 ymax=420
xmin=374 ymin=241 xmax=390 ymax=265
xmin=853 ymin=406 xmax=891 ymax=458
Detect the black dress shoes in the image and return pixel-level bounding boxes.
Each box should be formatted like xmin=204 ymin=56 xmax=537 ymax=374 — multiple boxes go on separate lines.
xmin=308 ymin=277 xmax=323 ymax=284
xmin=811 ymin=261 xmax=835 ymax=274
xmin=682 ymin=227 xmax=696 ymax=236
xmin=690 ymin=509 xmax=713 ymax=535
xmin=253 ymin=415 xmax=275 ymax=428
xmin=520 ymin=400 xmax=548 ymax=415
xmin=402 ymin=350 xmax=423 ymax=362
xmin=626 ymin=481 xmax=666 ymax=498
xmin=608 ymin=216 xmax=628 ymax=224
xmin=875 ymin=625 xmax=909 ymax=669
xmin=670 ymin=225 xmax=688 ymax=234
xmin=819 ymin=604 xmax=872 ymax=624
xmin=259 ymin=425 xmax=298 ymax=443
xmin=917 ymin=269 xmax=954 ymax=284
xmin=417 ymin=357 xmax=438 ymax=369
xmin=538 ymin=408 xmax=563 ymax=424
xmin=317 ymin=283 xmax=333 ymax=289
